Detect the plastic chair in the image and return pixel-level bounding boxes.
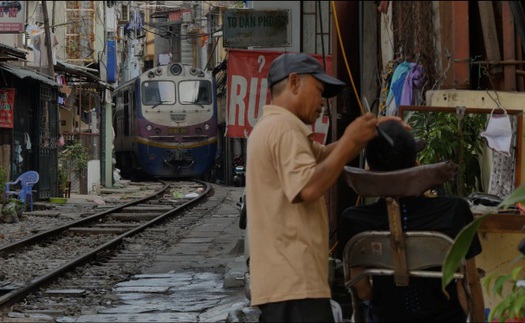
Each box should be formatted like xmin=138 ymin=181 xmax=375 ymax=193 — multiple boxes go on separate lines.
xmin=5 ymin=170 xmax=40 ymax=212
xmin=342 ymin=162 xmax=485 ymax=322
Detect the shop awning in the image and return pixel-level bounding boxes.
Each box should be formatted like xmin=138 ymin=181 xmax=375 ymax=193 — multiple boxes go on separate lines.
xmin=0 ymin=43 xmax=27 ymax=61
xmin=0 ymin=63 xmax=58 ymax=87
xmin=55 ymin=60 xmax=113 ymax=90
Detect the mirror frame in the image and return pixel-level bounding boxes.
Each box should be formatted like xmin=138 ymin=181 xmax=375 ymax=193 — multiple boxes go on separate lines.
xmin=398 ymin=105 xmax=523 ymax=188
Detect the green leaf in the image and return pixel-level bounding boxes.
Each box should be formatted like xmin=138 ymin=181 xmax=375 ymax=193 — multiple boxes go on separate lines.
xmin=511 ymin=293 xmax=525 ymax=318
xmin=512 ymin=266 xmax=523 ymax=281
xmin=442 ymin=213 xmax=490 ymax=295
xmin=498 ymin=185 xmax=525 ymax=210
xmin=494 ymin=274 xmax=511 ymax=297
xmin=484 ymin=274 xmax=495 ymax=294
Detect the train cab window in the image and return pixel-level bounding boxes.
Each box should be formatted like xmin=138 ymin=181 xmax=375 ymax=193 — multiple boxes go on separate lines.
xmin=179 ymin=80 xmax=212 ymax=105
xmin=142 ymin=81 xmax=176 ymax=106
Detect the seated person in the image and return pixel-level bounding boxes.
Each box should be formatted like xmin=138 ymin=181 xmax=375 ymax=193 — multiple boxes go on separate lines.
xmin=339 ymin=120 xmax=482 ymax=322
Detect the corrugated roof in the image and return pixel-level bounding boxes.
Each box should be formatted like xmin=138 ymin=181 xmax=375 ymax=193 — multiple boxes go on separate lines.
xmin=55 ymin=60 xmax=113 ymax=90
xmin=0 ymin=43 xmax=27 ymax=60
xmin=0 ymin=63 xmax=58 ymax=87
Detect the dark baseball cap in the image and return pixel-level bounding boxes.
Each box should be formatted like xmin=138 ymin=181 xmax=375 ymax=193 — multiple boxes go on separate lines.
xmin=267 ymin=52 xmax=346 ymax=98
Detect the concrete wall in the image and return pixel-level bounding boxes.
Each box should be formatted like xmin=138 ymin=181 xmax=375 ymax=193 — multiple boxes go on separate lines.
xmin=87 ymin=159 xmax=100 ymax=194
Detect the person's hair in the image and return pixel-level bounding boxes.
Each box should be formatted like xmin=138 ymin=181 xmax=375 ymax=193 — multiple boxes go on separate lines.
xmin=270 ymin=78 xmax=287 ymax=97
xmin=366 ymin=119 xmax=416 ymax=171
xmin=270 ymin=74 xmax=309 ymax=98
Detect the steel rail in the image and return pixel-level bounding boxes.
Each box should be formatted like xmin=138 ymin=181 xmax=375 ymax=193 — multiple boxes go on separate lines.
xmin=0 ymin=181 xmax=170 ymax=256
xmin=0 ymin=180 xmax=211 ymax=310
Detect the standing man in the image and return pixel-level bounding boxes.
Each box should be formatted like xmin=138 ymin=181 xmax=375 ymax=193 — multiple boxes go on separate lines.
xmin=246 ymin=52 xmax=387 ymax=322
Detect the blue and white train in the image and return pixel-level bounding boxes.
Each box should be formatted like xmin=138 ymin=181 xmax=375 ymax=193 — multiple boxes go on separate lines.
xmin=112 ymin=63 xmax=218 ymax=178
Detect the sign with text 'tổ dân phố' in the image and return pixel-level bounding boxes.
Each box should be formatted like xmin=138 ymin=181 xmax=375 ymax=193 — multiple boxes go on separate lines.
xmin=223 ymin=9 xmax=290 ymax=48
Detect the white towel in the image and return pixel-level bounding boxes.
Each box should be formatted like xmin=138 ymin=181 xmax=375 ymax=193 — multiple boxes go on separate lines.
xmin=480 ymin=112 xmax=512 ymax=157
xmin=24 ymin=132 xmax=32 ymax=150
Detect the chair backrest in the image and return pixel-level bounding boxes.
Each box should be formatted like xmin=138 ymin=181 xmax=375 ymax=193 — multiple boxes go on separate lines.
xmin=20 ymin=171 xmax=39 ymax=187
xmin=341 ymin=162 xmax=482 ymax=322
xmin=343 ymin=230 xmax=465 ymax=287
xmin=343 ymin=162 xmax=460 ymax=285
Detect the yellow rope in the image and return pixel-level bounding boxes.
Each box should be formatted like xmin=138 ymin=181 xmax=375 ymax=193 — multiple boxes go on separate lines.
xmin=331 ymin=0 xmax=365 ymax=117
xmin=331 ymin=1 xmax=364 ymax=209
xmin=329 ymin=240 xmax=339 ymax=255
xmin=328 ymin=2 xmax=369 ymax=253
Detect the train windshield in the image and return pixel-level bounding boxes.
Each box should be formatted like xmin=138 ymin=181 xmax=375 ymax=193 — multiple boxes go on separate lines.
xmin=179 ymin=80 xmax=212 ymax=105
xmin=142 ymin=81 xmax=176 ymax=106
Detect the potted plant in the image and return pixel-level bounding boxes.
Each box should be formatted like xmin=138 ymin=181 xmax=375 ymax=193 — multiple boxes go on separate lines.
xmin=57 ymin=139 xmax=89 ymax=197
xmin=58 ymin=164 xmax=68 ymax=197
xmin=442 ymin=185 xmax=525 ymax=322
xmin=1 ymin=197 xmax=26 ymax=223
xmin=0 ymin=166 xmax=28 ymax=222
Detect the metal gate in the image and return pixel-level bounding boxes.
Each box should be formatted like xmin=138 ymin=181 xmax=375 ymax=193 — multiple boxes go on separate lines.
xmin=37 ymin=86 xmax=58 ymax=199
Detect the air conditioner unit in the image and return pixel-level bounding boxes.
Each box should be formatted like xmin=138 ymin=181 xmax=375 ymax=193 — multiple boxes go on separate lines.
xmin=120 ymin=4 xmax=130 ymax=23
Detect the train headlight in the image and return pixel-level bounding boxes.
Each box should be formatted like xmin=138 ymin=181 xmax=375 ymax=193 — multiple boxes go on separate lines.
xmin=204 ymin=124 xmax=210 ymax=130
xmin=170 ymin=64 xmax=182 ymax=75
xmin=155 ymin=128 xmax=161 ymax=134
xmin=146 ymin=124 xmax=152 ymax=131
xmin=196 ymin=127 xmax=202 ymax=134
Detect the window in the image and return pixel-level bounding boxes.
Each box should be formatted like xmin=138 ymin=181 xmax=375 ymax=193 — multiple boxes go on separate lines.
xmin=179 ymin=80 xmax=212 ymax=105
xmin=142 ymin=81 xmax=176 ymax=106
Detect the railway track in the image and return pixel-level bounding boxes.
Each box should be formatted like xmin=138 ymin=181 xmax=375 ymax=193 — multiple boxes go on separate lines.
xmin=0 ymin=180 xmax=210 ymax=312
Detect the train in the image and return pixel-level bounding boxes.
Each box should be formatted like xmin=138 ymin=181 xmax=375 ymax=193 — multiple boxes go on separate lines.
xmin=112 ymin=63 xmax=218 ymax=178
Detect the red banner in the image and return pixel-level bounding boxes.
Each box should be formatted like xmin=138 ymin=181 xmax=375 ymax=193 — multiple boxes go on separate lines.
xmin=0 ymin=88 xmax=15 ymax=128
xmin=226 ymin=49 xmax=334 ymax=144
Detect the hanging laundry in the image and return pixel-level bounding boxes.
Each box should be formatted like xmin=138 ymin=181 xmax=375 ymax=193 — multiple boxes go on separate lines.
xmin=24 ymin=133 xmax=32 ymax=151
xmin=385 ymin=61 xmax=415 ymax=116
xmin=481 ymin=108 xmax=513 ymax=157
xmin=379 ymin=57 xmax=403 ymax=115
xmin=400 ymin=64 xmax=427 ymax=106
xmin=488 ymin=116 xmax=517 ymax=198
xmin=15 ymin=144 xmax=23 ymax=164
xmin=58 ymin=135 xmax=65 ymax=147
xmin=158 ymin=53 xmax=172 ymax=66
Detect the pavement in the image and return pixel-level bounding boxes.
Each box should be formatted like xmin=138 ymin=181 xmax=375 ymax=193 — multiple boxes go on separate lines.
xmin=32 ymin=183 xmax=260 ymax=322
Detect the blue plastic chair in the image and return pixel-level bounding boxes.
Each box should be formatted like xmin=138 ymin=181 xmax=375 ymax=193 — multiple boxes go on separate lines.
xmin=5 ymin=171 xmax=40 ymax=212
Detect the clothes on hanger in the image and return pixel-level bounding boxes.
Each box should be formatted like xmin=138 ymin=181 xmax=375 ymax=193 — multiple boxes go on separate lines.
xmin=379 ymin=57 xmax=403 ymax=115
xmin=480 ymin=108 xmax=512 ymax=157
xmin=385 ymin=61 xmax=414 ymax=116
xmin=24 ymin=132 xmax=31 ymax=151
xmin=400 ymin=64 xmax=426 ymax=106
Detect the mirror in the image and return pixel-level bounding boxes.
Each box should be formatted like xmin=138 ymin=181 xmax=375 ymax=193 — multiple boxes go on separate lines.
xmin=399 ymin=105 xmax=522 ymax=198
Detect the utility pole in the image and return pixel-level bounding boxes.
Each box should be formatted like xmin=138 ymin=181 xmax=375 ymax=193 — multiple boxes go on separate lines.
xmin=41 ymin=0 xmax=55 ymax=77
